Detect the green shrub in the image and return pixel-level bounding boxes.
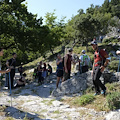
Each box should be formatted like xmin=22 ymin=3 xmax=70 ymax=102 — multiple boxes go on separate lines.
xmin=87 ymin=46 xmax=94 ymax=53
xmin=106 ymin=83 xmax=118 ymax=92
xmin=111 ymin=57 xmax=117 ymax=61
xmin=102 ymin=37 xmax=117 ymax=44
xmin=73 ymin=94 xmax=95 ymax=106
xmin=106 ymin=92 xmax=120 ymax=110
xmin=112 ymin=39 xmax=119 ymax=43
xmin=108 ymin=60 xmax=119 ymax=72
xmin=103 ymin=38 xmax=110 ymax=43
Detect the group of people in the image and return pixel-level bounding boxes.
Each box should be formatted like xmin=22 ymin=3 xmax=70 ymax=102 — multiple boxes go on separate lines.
xmin=0 ymin=39 xmax=120 ymax=96
xmin=56 ymin=40 xmax=111 ymax=96
xmin=33 ymin=62 xmax=52 ymax=84
xmin=0 ymin=49 xmax=27 ymax=89
xmin=56 ymin=47 xmax=91 ymax=89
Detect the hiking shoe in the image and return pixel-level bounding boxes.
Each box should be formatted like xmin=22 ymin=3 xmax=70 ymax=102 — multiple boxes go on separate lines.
xmin=94 ymin=92 xmax=100 ymax=96
xmin=101 ymin=90 xmax=106 ymax=96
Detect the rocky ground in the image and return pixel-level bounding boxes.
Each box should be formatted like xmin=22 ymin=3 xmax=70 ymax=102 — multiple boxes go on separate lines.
xmin=0 ymin=73 xmax=120 ymax=120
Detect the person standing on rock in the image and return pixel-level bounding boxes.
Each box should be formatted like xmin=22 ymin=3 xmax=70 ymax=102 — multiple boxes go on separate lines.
xmin=62 ymin=48 xmax=76 ymax=82
xmin=91 ymin=41 xmax=109 ymax=96
xmin=79 ymin=50 xmax=90 ymax=73
xmin=6 ymin=53 xmax=17 ymax=89
xmin=56 ymin=54 xmax=63 ymax=88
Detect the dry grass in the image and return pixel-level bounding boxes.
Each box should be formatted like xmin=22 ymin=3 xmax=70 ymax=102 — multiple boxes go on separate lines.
xmin=62 ymin=82 xmax=120 ymax=112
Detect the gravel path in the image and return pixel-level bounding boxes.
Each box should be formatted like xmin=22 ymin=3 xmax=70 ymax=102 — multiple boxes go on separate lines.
xmin=0 ymin=73 xmax=120 ymax=120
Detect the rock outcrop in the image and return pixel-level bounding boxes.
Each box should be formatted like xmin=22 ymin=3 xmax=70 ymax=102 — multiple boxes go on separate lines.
xmin=52 ymin=71 xmax=118 ymax=97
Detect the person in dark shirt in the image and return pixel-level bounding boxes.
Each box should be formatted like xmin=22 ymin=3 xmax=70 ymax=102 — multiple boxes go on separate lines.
xmin=14 ymin=73 xmax=26 ymax=88
xmin=37 ymin=61 xmax=43 ymax=84
xmin=42 ymin=63 xmax=47 ymax=79
xmin=18 ymin=64 xmax=23 ymax=76
xmin=91 ymin=41 xmax=109 ymax=96
xmin=6 ymin=53 xmax=17 ymax=89
xmin=62 ymin=48 xmax=75 ymax=82
xmin=47 ymin=64 xmax=52 ymax=75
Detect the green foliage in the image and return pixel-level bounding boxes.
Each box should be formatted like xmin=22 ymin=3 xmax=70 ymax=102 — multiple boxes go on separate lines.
xmin=73 ymin=13 xmax=101 ymax=46
xmin=106 ymin=83 xmax=120 ymax=92
xmin=102 ymin=37 xmax=119 ymax=44
xmin=4 ymin=117 xmax=14 ymax=120
xmin=108 ymin=60 xmax=119 ymax=72
xmin=73 ymin=94 xmax=95 ymax=106
xmin=106 ymin=92 xmax=120 ymax=110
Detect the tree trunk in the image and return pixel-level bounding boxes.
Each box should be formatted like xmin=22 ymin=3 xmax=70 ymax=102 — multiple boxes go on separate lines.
xmin=50 ymin=45 xmax=54 ymax=55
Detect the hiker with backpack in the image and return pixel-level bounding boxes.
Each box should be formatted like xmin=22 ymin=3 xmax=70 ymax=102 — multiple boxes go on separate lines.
xmin=91 ymin=41 xmax=109 ymax=96
xmin=62 ymin=48 xmax=77 ymax=82
xmin=56 ymin=54 xmax=63 ymax=88
xmin=79 ymin=50 xmax=90 ymax=73
xmin=6 ymin=53 xmax=17 ymax=89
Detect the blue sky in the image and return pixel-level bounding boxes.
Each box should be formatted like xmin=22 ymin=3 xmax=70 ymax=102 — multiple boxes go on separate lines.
xmin=24 ymin=0 xmax=105 ymax=22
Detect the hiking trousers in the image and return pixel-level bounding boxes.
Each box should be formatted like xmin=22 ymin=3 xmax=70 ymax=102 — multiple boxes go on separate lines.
xmin=92 ymin=66 xmax=106 ymax=93
xmin=82 ymin=65 xmax=88 ymax=73
xmin=8 ymin=69 xmax=15 ymax=89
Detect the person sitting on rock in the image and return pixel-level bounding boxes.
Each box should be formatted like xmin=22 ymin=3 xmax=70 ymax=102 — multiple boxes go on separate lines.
xmin=14 ymin=73 xmax=26 ymax=88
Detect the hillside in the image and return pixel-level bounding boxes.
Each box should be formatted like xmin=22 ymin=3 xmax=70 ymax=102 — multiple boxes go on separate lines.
xmin=0 ymin=37 xmax=120 ymax=120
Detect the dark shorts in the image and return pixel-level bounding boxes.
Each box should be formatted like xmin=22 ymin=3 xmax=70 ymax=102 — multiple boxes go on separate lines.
xmin=57 ymin=69 xmax=63 ymax=77
xmin=63 ymin=70 xmax=70 ymax=81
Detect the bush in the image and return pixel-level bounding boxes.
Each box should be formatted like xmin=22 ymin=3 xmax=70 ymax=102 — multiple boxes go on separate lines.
xmin=73 ymin=94 xmax=95 ymax=106
xmin=102 ymin=37 xmax=116 ymax=44
xmin=111 ymin=57 xmax=117 ymax=61
xmin=106 ymin=83 xmax=119 ymax=92
xmin=106 ymin=92 xmax=120 ymax=110
xmin=112 ymin=39 xmax=119 ymax=43
xmin=108 ymin=60 xmax=119 ymax=72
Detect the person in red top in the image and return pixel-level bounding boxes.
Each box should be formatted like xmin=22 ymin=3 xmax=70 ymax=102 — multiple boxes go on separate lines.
xmin=62 ymin=48 xmax=76 ymax=82
xmin=91 ymin=41 xmax=109 ymax=96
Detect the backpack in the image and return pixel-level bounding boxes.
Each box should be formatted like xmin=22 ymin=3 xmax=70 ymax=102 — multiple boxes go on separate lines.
xmin=94 ymin=49 xmax=107 ymax=66
xmin=82 ymin=55 xmax=90 ymax=66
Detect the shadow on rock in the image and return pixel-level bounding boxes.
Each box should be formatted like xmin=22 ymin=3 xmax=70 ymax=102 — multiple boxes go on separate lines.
xmin=5 ymin=106 xmax=51 ymax=120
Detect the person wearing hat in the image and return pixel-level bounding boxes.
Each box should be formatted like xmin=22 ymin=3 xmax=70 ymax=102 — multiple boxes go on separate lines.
xmin=91 ymin=41 xmax=109 ymax=96
xmin=6 ymin=53 xmax=17 ymax=89
xmin=62 ymin=48 xmax=76 ymax=82
xmin=79 ymin=50 xmax=90 ymax=73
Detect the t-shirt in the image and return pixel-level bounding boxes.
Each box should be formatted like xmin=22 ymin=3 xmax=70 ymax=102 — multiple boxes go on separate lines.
xmin=65 ymin=54 xmax=72 ymax=71
xmin=56 ymin=59 xmax=63 ymax=70
xmin=8 ymin=58 xmax=16 ymax=69
xmin=38 ymin=65 xmax=43 ymax=72
xmin=79 ymin=54 xmax=90 ymax=66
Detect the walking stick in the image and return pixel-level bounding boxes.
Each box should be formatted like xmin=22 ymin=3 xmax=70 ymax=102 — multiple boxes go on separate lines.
xmin=8 ymin=72 xmax=12 ymax=106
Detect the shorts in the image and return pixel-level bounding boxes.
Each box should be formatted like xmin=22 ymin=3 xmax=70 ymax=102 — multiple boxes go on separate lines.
xmin=63 ymin=70 xmax=70 ymax=81
xmin=57 ymin=69 xmax=63 ymax=77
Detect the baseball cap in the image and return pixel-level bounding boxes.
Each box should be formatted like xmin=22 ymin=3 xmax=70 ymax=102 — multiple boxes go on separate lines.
xmin=91 ymin=41 xmax=98 ymax=45
xmin=82 ymin=50 xmax=85 ymax=53
xmin=68 ymin=48 xmax=73 ymax=52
